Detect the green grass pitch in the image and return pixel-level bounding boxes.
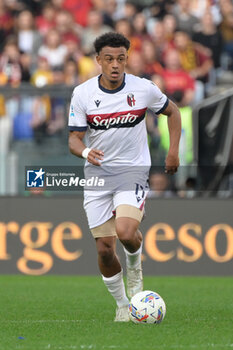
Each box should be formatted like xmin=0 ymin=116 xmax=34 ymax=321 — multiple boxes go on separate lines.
xmin=0 ymin=275 xmax=233 ymax=350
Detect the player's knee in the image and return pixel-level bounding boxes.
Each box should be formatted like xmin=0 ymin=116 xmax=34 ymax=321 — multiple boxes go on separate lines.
xmin=96 ymin=241 xmax=115 ymax=266
xmin=115 ymin=222 xmax=135 ymax=245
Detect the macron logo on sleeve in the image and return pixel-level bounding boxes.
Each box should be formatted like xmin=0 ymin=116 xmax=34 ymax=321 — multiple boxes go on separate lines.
xmin=94 ymin=100 xmax=101 ymax=107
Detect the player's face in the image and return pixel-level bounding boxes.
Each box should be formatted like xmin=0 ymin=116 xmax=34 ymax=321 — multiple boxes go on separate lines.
xmin=96 ymin=46 xmax=128 ymax=89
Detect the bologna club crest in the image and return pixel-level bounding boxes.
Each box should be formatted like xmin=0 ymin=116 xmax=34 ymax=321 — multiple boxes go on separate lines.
xmin=127 ymin=93 xmax=136 ymax=107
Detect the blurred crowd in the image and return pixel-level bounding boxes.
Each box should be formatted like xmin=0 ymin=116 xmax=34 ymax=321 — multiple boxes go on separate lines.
xmin=0 ymin=0 xmax=233 ymax=196
xmin=1 ymin=0 xmax=233 ymax=95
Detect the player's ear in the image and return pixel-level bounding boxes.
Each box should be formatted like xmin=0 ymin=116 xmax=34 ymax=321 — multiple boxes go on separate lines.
xmin=96 ymin=54 xmax=101 ymax=66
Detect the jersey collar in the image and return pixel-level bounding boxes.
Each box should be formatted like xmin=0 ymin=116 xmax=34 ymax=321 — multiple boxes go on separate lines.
xmin=98 ymin=73 xmax=126 ymax=94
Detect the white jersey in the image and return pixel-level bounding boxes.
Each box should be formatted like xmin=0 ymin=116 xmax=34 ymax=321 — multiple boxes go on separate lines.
xmin=68 ymin=73 xmax=168 ymax=176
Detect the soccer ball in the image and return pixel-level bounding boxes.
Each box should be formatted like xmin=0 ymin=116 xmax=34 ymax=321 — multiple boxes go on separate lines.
xmin=129 ymin=290 xmax=166 ymax=324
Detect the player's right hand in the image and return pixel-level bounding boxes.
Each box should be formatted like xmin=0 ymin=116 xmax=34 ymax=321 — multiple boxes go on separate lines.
xmin=165 ymin=152 xmax=179 ymax=175
xmin=87 ymin=149 xmax=104 ymax=166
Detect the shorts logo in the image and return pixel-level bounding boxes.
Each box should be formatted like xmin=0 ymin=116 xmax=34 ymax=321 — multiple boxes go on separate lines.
xmin=26 ymin=168 xmax=45 ymax=187
xmin=135 ymin=183 xmax=145 ymax=203
xmin=127 ymin=93 xmax=136 ymax=107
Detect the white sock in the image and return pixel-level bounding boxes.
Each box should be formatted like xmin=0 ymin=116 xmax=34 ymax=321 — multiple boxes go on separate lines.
xmin=124 ymin=243 xmax=142 ymax=269
xmin=102 ymin=270 xmax=129 ymax=307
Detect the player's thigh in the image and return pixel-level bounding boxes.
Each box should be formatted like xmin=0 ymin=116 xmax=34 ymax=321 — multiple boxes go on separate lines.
xmin=113 ymin=190 xmax=146 ymax=221
xmin=91 ymin=216 xmax=117 ymax=238
xmin=84 ymin=190 xmax=114 ymax=230
xmin=115 ymin=206 xmax=141 ymax=240
xmin=114 ymin=191 xmax=146 ymax=239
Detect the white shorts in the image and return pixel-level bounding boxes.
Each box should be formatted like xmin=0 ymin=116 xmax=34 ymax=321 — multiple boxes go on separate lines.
xmin=84 ymin=186 xmax=149 ymax=229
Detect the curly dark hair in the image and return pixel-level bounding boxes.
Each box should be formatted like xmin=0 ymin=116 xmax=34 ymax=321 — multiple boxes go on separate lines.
xmin=94 ymin=32 xmax=130 ymax=54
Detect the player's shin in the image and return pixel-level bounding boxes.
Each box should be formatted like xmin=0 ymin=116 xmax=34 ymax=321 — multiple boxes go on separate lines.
xmin=124 ymin=238 xmax=143 ymax=299
xmin=102 ymin=270 xmax=129 ymax=308
xmin=123 ymin=242 xmax=142 ymax=269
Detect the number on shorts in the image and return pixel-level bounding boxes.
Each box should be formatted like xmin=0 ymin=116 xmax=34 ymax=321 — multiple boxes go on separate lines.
xmin=135 ymin=183 xmax=145 ymax=203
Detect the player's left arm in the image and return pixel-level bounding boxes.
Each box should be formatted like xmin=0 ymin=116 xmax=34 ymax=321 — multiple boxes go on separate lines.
xmin=162 ymin=99 xmax=181 ymax=175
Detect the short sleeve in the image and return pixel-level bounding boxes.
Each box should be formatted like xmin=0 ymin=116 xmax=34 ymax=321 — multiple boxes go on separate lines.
xmin=68 ymin=87 xmax=88 ymax=132
xmin=145 ymin=79 xmax=169 ymax=115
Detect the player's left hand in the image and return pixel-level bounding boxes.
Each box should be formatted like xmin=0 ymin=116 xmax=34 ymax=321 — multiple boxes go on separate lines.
xmin=165 ymin=152 xmax=179 ymax=175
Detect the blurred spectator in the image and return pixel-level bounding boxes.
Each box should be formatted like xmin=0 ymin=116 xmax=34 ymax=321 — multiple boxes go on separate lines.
xmin=55 ymin=9 xmax=82 ymax=44
xmin=47 ymin=66 xmax=66 ymax=137
xmin=31 ymin=68 xmax=65 ymax=142
xmin=38 ymin=28 xmax=68 ymax=69
xmin=193 ymin=10 xmax=223 ymax=69
xmin=0 ymin=71 xmax=8 ymax=85
xmin=102 ymin=0 xmax=117 ymax=28
xmin=63 ymin=0 xmax=93 ymax=27
xmin=50 ymin=0 xmax=65 ymax=12
xmin=0 ymin=93 xmax=11 ymax=156
xmin=219 ymin=0 xmax=233 ymax=61
xmin=151 ymin=20 xmax=170 ymax=61
xmin=161 ymin=48 xmax=195 ymax=107
xmin=116 ymin=16 xmax=147 ymax=52
xmin=5 ymin=0 xmax=42 ymax=15
xmin=64 ymin=35 xmax=82 ymax=62
xmin=189 ymin=0 xmax=222 ymax=25
xmin=47 ymin=99 xmax=65 ymax=136
xmin=64 ymin=36 xmax=100 ymax=82
xmin=151 ymin=73 xmax=166 ymax=92
xmin=142 ymin=40 xmax=164 ymax=77
xmin=132 ymin=12 xmax=147 ymax=37
xmin=31 ymin=56 xmax=53 ymax=87
xmin=115 ymin=18 xmax=132 ymax=40
xmin=31 ymin=56 xmax=53 ymax=142
xmin=131 ymin=12 xmax=151 ymax=51
xmin=31 ymin=94 xmax=50 ymax=143
xmin=174 ymin=31 xmax=213 ymax=84
xmin=81 ymin=9 xmax=112 ymax=55
xmin=15 ymin=10 xmax=42 ymax=58
xmin=78 ymin=53 xmax=100 ymax=83
xmin=126 ymin=50 xmax=150 ymax=79
xmin=0 ymin=39 xmax=22 ymax=86
xmin=172 ymin=0 xmax=199 ymax=37
xmin=148 ymin=172 xmax=176 ymax=198
xmin=36 ymin=2 xmax=56 ymax=37
xmin=0 ymin=0 xmax=13 ymax=52
xmin=178 ymin=177 xmax=198 ymax=198
xmin=52 ymin=66 xmax=65 ymax=85
xmin=63 ymin=29 xmax=99 ymax=82
xmin=63 ymin=58 xmax=79 ymax=86
xmin=163 ymin=14 xmax=177 ymax=43
xmin=147 ymin=0 xmax=169 ymax=19
xmin=17 ymin=0 xmax=42 ymax=14
xmin=20 ymin=51 xmax=31 ymax=82
xmin=122 ymin=0 xmax=139 ymax=19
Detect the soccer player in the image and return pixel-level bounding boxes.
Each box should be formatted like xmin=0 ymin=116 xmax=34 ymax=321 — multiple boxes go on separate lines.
xmin=68 ymin=32 xmax=181 ymax=322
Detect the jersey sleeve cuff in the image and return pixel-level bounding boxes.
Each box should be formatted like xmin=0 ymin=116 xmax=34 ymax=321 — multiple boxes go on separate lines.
xmin=156 ymin=98 xmax=169 ymax=115
xmin=69 ymin=126 xmax=87 ymax=131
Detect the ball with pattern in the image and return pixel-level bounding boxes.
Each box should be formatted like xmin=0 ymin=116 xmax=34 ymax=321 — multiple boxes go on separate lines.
xmin=129 ymin=290 xmax=166 ymax=324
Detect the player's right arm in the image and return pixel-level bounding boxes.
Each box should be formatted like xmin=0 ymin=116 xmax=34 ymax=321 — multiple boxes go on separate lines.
xmin=68 ymin=86 xmax=104 ymax=166
xmin=69 ymin=131 xmax=104 ymax=166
